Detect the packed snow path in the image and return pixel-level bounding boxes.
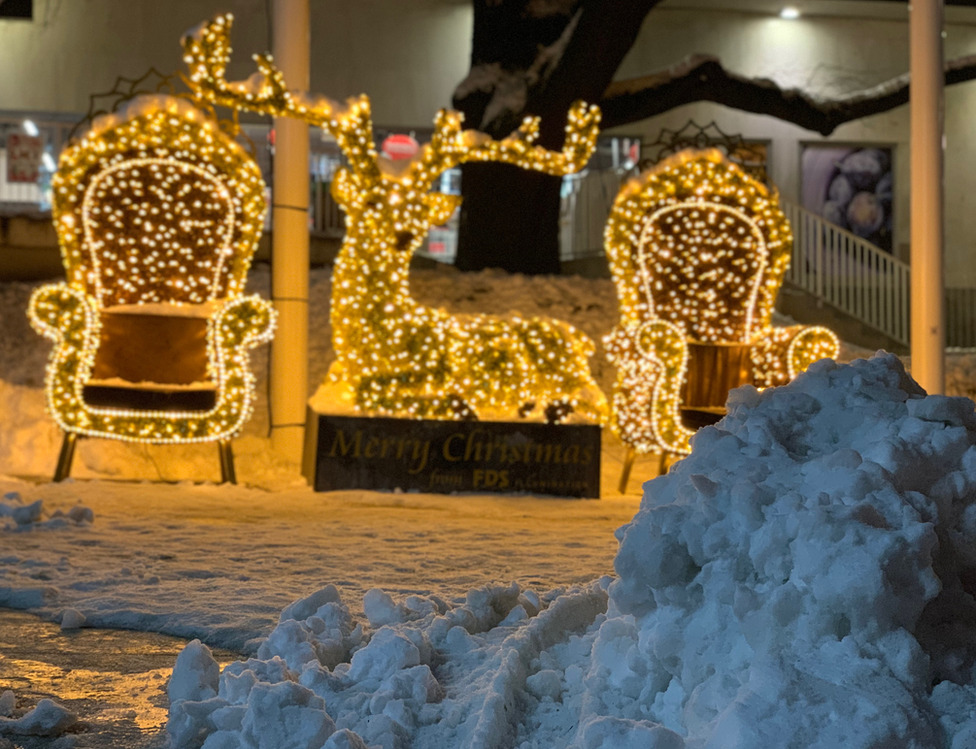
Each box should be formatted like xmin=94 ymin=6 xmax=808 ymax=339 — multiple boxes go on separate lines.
xmin=0 ymin=481 xmax=637 ymax=654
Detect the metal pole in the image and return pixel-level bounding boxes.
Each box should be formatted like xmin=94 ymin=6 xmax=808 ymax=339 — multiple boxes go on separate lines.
xmin=909 ymin=0 xmax=945 ymax=394
xmin=271 ymin=0 xmax=311 ymax=457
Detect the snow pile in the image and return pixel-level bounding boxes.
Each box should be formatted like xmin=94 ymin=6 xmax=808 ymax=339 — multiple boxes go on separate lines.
xmin=584 ymin=353 xmax=976 ymax=748
xmin=168 ymin=581 xmax=608 ymax=749
xmin=0 ymin=691 xmax=78 ymax=738
xmin=0 ymin=491 xmax=93 ymax=530
xmin=59 ymin=607 xmax=86 ymax=630
xmin=167 ymin=353 xmax=976 ymax=748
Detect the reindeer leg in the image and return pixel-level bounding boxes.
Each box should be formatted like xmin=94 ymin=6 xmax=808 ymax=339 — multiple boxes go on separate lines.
xmin=355 ymin=375 xmax=478 ymax=421
xmin=544 ymin=400 xmax=575 ymax=424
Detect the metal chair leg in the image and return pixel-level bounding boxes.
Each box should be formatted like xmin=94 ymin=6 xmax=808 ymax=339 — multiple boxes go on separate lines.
xmin=618 ymin=447 xmax=636 ymax=494
xmin=54 ymin=432 xmax=79 ymax=482
xmin=218 ymin=440 xmax=237 ymax=484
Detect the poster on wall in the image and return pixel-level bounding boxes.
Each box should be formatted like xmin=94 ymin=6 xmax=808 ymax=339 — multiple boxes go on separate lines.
xmin=6 ymin=133 xmax=43 ymax=183
xmin=800 ymin=145 xmax=893 ymax=253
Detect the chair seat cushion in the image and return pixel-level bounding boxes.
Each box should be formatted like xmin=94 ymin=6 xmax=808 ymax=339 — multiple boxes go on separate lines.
xmin=681 ymin=341 xmax=753 ymax=410
xmin=680 ymin=406 xmax=727 ymax=431
xmin=83 ymin=380 xmax=218 ymax=412
xmin=85 ymin=302 xmax=220 ymax=412
xmin=92 ymin=303 xmax=217 ymax=386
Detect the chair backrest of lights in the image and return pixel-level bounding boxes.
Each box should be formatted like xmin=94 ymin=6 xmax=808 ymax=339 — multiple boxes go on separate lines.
xmin=635 ymin=198 xmax=769 ymax=343
xmin=606 ymin=148 xmax=792 ymax=345
xmin=53 ymin=95 xmax=266 ymax=308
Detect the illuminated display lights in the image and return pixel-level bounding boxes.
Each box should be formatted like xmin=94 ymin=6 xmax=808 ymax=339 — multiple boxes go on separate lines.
xmin=604 ymin=148 xmax=839 ymax=457
xmin=635 ymin=200 xmax=770 ymax=343
xmin=27 ymin=94 xmax=276 ymax=445
xmin=183 ymin=14 xmax=607 ymax=423
xmin=80 ymin=157 xmax=237 ymax=306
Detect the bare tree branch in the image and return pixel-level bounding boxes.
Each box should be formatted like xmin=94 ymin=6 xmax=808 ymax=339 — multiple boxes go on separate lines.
xmin=600 ymin=53 xmax=976 ymax=135
xmin=453 ymin=0 xmax=662 ymax=144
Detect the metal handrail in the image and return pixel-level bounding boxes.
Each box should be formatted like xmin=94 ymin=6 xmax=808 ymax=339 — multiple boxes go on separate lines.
xmin=559 ymin=167 xmax=629 ymax=260
xmin=781 ymin=201 xmax=911 ymax=347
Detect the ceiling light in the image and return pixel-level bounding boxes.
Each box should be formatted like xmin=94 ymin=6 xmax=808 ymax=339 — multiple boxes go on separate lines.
xmin=22 ymin=119 xmax=38 ymax=137
xmin=780 ymin=7 xmax=800 ymax=19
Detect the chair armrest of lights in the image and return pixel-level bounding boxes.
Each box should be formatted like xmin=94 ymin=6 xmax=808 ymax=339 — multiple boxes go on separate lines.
xmin=604 ymin=317 xmax=693 ymax=456
xmin=27 ymin=283 xmax=97 ymax=344
xmin=786 ymin=325 xmax=839 ymax=377
xmin=752 ymin=325 xmax=839 ymax=388
xmin=605 ymin=318 xmax=687 ymax=371
xmin=211 ymin=295 xmax=277 ymax=349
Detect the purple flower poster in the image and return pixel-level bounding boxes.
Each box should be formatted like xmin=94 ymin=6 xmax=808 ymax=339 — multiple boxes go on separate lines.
xmin=801 ymin=145 xmax=893 ymax=253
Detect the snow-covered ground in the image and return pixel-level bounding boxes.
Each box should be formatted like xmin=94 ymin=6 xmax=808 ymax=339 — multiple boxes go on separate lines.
xmin=3 ymin=263 xmax=976 ymax=748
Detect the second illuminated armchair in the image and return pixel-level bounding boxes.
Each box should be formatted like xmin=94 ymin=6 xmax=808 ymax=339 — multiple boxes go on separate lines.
xmin=28 ymin=94 xmax=275 ymax=482
xmin=604 ymin=149 xmax=838 ymax=487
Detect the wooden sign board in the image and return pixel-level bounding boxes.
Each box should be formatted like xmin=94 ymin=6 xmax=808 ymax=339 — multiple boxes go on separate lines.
xmin=303 ymin=409 xmax=601 ymax=498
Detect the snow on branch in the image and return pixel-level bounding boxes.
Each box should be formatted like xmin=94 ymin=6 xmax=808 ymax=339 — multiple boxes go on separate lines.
xmin=600 ymin=53 xmax=976 ymax=135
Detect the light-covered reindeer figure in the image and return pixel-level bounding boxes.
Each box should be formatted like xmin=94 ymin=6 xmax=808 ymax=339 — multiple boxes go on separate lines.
xmin=183 ymin=15 xmax=607 ymax=422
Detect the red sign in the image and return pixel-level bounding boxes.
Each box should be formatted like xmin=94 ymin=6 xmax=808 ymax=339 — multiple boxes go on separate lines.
xmin=7 ymin=133 xmax=43 ymax=183
xmin=381 ymin=134 xmax=420 ymax=161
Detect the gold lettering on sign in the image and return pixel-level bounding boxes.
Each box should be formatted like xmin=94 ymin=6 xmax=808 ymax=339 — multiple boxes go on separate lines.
xmin=428 ymin=468 xmax=464 ymax=490
xmin=329 ymin=428 xmax=430 ymax=474
xmin=329 ymin=429 xmax=363 ymax=457
xmin=443 ymin=433 xmax=465 ymax=462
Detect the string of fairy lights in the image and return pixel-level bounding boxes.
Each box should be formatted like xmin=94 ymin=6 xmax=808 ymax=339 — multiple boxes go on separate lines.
xmin=27 ymin=13 xmax=842 ymax=466
xmin=184 ymin=14 xmax=607 ymax=423
xmin=605 ymin=149 xmax=839 ymax=457
xmin=28 ymin=95 xmax=276 ymax=444
xmin=81 ymin=157 xmax=238 ymax=306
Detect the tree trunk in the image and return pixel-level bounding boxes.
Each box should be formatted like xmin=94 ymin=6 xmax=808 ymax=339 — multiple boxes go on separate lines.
xmin=455 ymin=163 xmax=563 ymax=274
xmin=452 ymin=0 xmax=659 ymax=275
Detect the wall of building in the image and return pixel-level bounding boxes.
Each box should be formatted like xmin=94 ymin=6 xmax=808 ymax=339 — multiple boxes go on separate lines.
xmin=0 ymin=0 xmax=472 ymax=128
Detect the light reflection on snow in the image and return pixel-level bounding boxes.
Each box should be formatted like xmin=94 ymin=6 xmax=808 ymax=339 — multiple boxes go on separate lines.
xmin=0 ymin=609 xmax=237 ymax=734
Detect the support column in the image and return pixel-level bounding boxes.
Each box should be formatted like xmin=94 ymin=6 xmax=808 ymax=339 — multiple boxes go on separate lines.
xmin=910 ymin=0 xmax=945 ymax=394
xmin=271 ymin=0 xmax=311 ymax=457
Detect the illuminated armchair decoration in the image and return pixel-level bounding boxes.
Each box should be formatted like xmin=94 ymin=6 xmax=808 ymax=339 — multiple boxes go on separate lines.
xmin=28 ymin=94 xmax=275 ymax=482
xmin=604 ymin=149 xmax=838 ymax=487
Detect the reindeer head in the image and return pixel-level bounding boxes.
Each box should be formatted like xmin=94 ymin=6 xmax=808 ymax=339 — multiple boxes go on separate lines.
xmin=326 ymin=108 xmax=465 ymax=260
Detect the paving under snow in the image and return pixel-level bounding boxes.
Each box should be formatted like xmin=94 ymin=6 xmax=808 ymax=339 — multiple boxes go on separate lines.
xmin=3 ymin=265 xmax=976 ymax=747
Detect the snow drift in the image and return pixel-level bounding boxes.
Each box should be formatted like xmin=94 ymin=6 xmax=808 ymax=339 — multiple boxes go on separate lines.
xmin=167 ymin=353 xmax=976 ymax=748
xmin=588 ymin=353 xmax=976 ymax=748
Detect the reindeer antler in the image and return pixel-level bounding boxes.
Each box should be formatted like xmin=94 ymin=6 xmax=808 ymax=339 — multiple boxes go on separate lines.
xmin=182 ymin=14 xmax=380 ymax=181
xmin=182 ymin=14 xmax=600 ymax=190
xmin=415 ymin=103 xmax=601 ymax=185
xmin=182 ymin=15 xmax=293 ymax=112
